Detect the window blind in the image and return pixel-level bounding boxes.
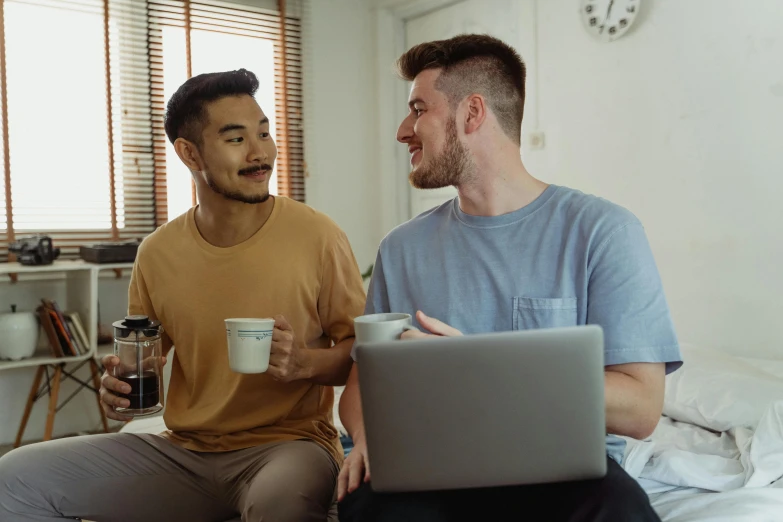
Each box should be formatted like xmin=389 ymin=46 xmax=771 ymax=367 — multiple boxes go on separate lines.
xmin=0 ymin=0 xmax=304 ymax=262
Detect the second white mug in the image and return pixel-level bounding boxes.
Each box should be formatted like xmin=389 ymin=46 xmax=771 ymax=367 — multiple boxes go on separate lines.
xmin=354 ymin=313 xmax=417 ymax=344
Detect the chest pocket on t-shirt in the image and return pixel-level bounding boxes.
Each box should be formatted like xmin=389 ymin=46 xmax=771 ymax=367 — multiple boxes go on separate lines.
xmin=512 ymin=297 xmax=578 ymax=330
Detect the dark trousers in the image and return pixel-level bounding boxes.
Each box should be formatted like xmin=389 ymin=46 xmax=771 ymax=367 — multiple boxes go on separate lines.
xmin=338 ymin=457 xmax=661 ymax=522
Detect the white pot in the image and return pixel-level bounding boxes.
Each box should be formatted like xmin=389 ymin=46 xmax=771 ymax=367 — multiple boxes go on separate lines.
xmin=0 ymin=310 xmax=40 ymax=361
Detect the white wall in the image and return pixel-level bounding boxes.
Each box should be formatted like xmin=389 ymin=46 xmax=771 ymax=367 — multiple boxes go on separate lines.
xmin=302 ymin=0 xmax=380 ymax=273
xmin=532 ymin=0 xmax=783 ymax=358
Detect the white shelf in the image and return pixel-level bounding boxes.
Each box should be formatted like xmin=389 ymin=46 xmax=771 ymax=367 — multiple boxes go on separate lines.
xmin=94 ymin=263 xmax=135 ymax=272
xmin=0 ymin=261 xmax=132 ymax=372
xmin=0 ymin=260 xmax=134 ymax=275
xmin=0 ymin=352 xmax=95 ymax=371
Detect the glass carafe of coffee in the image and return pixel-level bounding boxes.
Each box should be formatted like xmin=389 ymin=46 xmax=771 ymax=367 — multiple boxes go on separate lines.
xmin=112 ymin=315 xmax=164 ymax=416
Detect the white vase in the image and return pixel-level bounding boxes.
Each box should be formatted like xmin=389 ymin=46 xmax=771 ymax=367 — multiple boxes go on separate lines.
xmin=0 ymin=307 xmax=40 ymax=361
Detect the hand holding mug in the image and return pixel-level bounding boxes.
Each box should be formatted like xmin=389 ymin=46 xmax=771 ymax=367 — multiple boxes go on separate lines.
xmin=267 ymin=314 xmax=310 ymax=383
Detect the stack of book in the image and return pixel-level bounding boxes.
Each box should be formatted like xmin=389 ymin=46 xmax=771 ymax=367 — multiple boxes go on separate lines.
xmin=37 ymin=299 xmax=91 ymax=358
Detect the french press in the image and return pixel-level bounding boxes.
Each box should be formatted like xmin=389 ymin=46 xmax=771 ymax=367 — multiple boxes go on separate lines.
xmin=112 ymin=315 xmax=164 ymax=417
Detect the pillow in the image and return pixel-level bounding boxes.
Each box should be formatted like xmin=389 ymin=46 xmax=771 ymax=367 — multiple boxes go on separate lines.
xmin=663 ymin=344 xmax=783 ymax=432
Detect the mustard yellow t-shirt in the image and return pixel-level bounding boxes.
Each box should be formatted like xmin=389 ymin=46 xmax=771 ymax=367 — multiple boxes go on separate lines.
xmin=127 ymin=197 xmax=365 ymax=464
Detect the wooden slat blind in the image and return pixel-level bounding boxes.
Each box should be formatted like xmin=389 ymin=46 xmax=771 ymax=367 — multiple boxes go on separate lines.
xmin=0 ymin=0 xmax=11 ymax=260
xmin=0 ymin=0 xmax=304 ymax=262
xmin=109 ymin=0 xmax=157 ymax=246
xmin=149 ymin=0 xmax=305 ymax=204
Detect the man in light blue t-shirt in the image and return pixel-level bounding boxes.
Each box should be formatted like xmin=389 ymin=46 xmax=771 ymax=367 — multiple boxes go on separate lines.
xmin=338 ymin=34 xmax=681 ymax=522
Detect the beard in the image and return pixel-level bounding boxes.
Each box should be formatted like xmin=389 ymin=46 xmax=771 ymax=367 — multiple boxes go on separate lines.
xmin=204 ymin=164 xmax=273 ymax=204
xmin=408 ymin=117 xmax=473 ymax=190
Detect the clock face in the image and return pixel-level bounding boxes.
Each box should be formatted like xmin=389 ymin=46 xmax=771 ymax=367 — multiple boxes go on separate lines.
xmin=581 ymin=0 xmax=640 ymax=42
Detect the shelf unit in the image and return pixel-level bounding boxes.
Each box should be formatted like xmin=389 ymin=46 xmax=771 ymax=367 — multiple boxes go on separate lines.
xmin=0 ymin=260 xmax=134 ymax=444
xmin=0 ymin=260 xmax=132 ymax=370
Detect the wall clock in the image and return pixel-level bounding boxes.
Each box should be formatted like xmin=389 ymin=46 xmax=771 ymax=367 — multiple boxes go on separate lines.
xmin=581 ymin=0 xmax=641 ymax=42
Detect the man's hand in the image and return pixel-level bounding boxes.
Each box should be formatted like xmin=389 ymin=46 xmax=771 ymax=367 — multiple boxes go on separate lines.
xmin=337 ymin=434 xmax=371 ymax=502
xmin=268 ymin=314 xmax=311 ymax=382
xmin=99 ymin=354 xmax=166 ymax=422
xmin=401 ymin=310 xmax=463 ymax=340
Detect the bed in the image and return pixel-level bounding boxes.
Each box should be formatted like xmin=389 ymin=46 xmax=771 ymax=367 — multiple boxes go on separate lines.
xmin=120 ymin=345 xmax=783 ymax=521
xmin=621 ymin=345 xmax=783 ymax=521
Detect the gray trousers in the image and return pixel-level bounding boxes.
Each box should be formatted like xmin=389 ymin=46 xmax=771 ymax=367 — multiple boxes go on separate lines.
xmin=0 ymin=433 xmax=339 ymax=522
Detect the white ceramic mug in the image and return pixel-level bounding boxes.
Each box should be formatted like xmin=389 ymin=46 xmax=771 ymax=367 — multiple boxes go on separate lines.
xmin=225 ymin=318 xmax=275 ymax=374
xmin=354 ymin=313 xmax=417 ymax=344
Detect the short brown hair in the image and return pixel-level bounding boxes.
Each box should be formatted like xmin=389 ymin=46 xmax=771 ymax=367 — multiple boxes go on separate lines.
xmin=396 ymin=34 xmax=526 ymax=144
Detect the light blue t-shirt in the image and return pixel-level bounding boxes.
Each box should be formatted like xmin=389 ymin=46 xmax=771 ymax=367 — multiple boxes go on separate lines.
xmin=364 ymin=184 xmax=682 ymax=464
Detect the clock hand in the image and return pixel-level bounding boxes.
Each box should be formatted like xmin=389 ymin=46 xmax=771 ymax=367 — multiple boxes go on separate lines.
xmin=602 ymin=0 xmax=616 ymax=33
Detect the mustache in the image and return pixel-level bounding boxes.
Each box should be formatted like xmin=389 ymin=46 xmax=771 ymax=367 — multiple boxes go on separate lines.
xmin=238 ymin=164 xmax=273 ymax=176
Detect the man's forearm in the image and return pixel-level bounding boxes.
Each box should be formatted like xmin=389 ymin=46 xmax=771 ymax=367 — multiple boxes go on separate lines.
xmin=604 ymin=367 xmax=664 ymax=440
xmin=339 ymin=365 xmax=366 ymax=443
xmin=303 ymin=337 xmax=355 ymax=386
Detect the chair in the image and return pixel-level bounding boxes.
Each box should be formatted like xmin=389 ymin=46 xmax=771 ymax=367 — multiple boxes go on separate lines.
xmin=9 ymin=351 xmax=108 ymax=448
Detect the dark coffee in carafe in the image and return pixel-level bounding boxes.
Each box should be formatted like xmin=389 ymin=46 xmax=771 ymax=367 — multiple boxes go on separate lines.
xmin=117 ymin=371 xmax=160 ymax=410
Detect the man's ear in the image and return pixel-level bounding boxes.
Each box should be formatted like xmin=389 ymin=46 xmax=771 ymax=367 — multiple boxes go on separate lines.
xmin=173 ymin=138 xmax=202 ymax=171
xmin=462 ymin=94 xmax=487 ymax=135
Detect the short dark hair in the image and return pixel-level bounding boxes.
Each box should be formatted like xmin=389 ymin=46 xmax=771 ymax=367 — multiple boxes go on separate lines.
xmin=396 ymin=34 xmax=526 ymax=144
xmin=164 ymin=68 xmax=259 ymax=145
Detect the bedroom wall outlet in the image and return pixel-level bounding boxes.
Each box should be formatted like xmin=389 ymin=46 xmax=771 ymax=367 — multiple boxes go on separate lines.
xmin=529 ymin=131 xmax=545 ymax=150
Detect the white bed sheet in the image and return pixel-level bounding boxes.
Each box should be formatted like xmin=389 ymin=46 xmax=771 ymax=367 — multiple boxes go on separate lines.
xmin=649 ymin=485 xmax=783 ymax=522
xmin=626 ymin=403 xmax=783 ymax=492
xmin=622 ymin=350 xmax=783 ymax=521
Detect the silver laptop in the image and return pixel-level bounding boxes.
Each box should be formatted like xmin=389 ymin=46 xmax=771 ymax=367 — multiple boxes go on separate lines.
xmin=354 ymin=325 xmax=607 ymax=492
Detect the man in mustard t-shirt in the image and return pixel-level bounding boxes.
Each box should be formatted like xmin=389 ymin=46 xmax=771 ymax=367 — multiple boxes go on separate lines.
xmin=0 ymin=69 xmax=365 ymax=522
